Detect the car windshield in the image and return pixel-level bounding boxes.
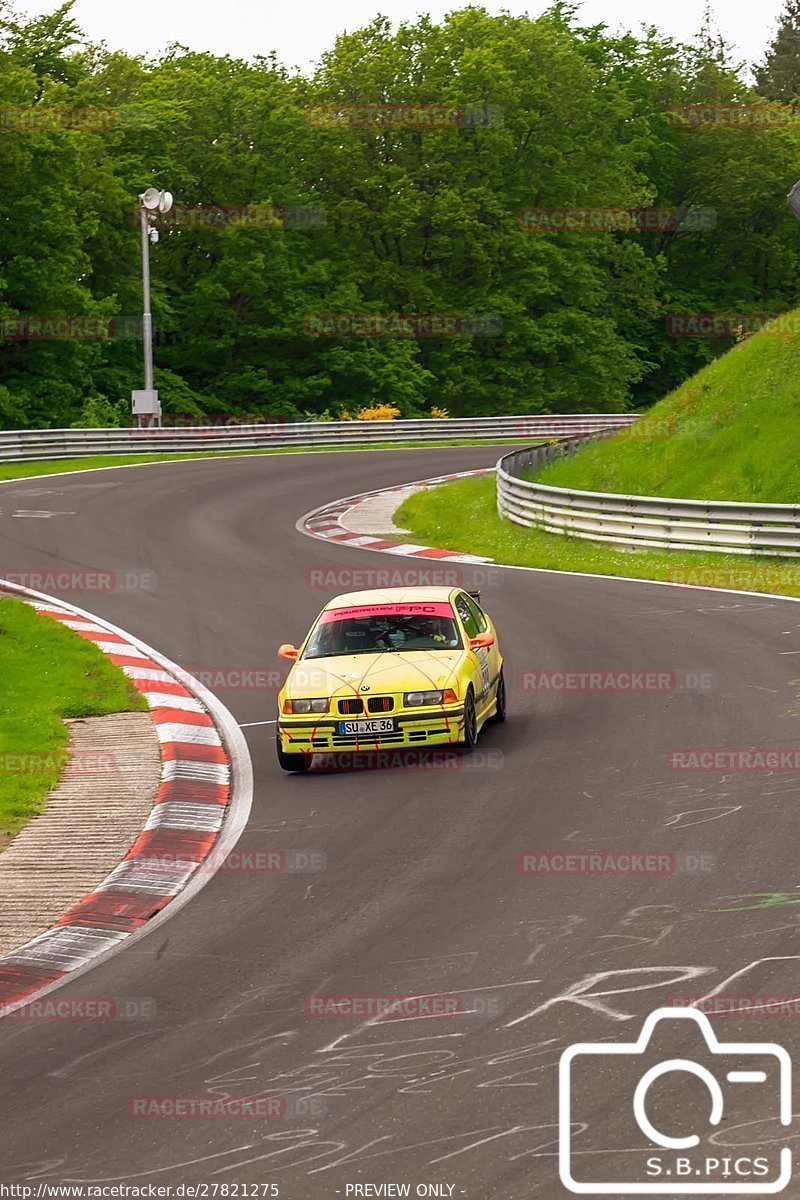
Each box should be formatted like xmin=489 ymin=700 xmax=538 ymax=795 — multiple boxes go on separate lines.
xmin=303 ymin=608 xmax=462 ymax=658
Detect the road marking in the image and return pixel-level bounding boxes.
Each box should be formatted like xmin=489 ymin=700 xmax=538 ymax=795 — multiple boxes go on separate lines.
xmin=8 ymin=487 xmax=62 ymax=496
xmin=12 ymin=509 xmax=76 ymax=517
xmin=239 ymin=719 xmax=277 ymax=727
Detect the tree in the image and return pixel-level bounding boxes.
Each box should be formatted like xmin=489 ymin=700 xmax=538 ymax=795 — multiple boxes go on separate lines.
xmin=755 ymin=0 xmax=800 ymax=102
xmin=2 ymin=2 xmax=799 ymax=427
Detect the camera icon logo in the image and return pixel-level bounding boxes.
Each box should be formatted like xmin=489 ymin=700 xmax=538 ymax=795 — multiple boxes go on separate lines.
xmin=559 ymin=1006 xmax=792 ymax=1193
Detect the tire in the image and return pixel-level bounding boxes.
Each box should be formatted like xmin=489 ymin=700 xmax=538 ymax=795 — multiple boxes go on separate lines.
xmin=461 ymin=687 xmax=478 ymax=750
xmin=276 ymin=735 xmax=311 ymax=773
xmin=489 ymin=669 xmax=506 ymax=724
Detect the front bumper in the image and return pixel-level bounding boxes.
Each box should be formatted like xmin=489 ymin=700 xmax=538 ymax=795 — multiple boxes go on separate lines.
xmin=278 ymin=706 xmax=465 ymax=752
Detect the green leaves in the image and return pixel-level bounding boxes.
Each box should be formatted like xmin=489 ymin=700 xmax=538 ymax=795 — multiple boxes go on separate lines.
xmin=0 ymin=4 xmax=797 ymax=426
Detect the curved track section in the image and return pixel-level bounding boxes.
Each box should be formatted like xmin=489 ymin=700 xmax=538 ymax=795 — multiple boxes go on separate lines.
xmin=299 ymin=467 xmax=493 ymax=561
xmin=0 ymin=447 xmax=798 ymax=1196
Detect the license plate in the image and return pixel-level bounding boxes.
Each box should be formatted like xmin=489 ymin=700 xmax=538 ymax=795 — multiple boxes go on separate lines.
xmin=338 ymin=718 xmax=396 ymax=735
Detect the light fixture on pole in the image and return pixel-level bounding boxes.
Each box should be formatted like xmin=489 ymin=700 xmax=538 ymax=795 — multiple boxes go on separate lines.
xmin=787 ymin=181 xmax=800 ymax=221
xmin=132 ymin=187 xmax=173 ymax=428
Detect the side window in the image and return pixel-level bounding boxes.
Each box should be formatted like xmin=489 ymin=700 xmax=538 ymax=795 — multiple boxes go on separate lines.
xmin=455 ymin=593 xmax=480 ymax=639
xmin=465 ymin=595 xmax=488 ymax=632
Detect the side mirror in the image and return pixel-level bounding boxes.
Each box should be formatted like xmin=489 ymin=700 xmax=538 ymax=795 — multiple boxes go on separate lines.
xmin=469 ymin=632 xmax=495 ymax=651
xmin=278 ymin=643 xmax=299 ymax=661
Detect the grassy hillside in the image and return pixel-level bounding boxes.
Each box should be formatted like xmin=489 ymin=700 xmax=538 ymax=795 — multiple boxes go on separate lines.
xmin=396 ymin=474 xmax=800 ymax=598
xmin=538 ymin=320 xmax=800 ymax=502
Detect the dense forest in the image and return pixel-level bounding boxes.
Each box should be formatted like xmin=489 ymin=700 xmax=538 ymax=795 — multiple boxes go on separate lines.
xmin=2 ymin=0 xmax=800 ymax=427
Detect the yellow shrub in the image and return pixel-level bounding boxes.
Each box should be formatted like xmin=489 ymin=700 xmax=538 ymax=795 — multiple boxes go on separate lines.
xmin=341 ymin=403 xmax=401 ymax=421
xmin=430 ymin=406 xmax=450 ymax=418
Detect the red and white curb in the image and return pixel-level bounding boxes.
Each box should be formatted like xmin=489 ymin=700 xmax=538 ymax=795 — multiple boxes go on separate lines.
xmin=0 ymin=580 xmax=252 ymax=1018
xmin=298 ymin=468 xmax=494 ymax=562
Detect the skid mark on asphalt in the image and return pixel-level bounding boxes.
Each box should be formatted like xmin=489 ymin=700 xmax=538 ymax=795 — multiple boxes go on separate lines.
xmin=10 ymin=509 xmax=76 ymax=518
xmin=25 ymin=959 xmax=800 ymax=1182
xmin=47 ymin=1030 xmax=156 ymax=1079
xmin=623 ymin=775 xmax=800 ymax=809
xmin=714 ymin=890 xmax=800 ymax=912
xmin=663 ymin=805 xmax=742 ymax=827
xmin=384 ymin=953 xmax=480 ymax=976
xmin=245 ymin=818 xmax=333 ymax=832
xmin=4 ymin=487 xmax=63 ymax=496
xmin=731 ymin=913 xmax=800 ymax=939
xmin=632 ymin=602 xmax=779 ymax=617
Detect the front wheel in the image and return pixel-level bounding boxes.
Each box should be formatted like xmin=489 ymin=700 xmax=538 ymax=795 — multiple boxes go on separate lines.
xmin=461 ymin=687 xmax=478 ymax=750
xmin=489 ymin=669 xmax=506 ymax=724
xmin=276 ymin=735 xmax=310 ymax=773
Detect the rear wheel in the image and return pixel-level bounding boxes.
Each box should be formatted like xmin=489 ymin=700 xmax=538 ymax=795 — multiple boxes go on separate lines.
xmin=490 ymin=669 xmax=506 ymax=724
xmin=276 ymin=735 xmax=310 ymax=773
xmin=461 ymin=687 xmax=478 ymax=749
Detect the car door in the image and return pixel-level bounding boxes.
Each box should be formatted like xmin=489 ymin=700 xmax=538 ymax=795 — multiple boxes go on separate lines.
xmin=454 ymin=591 xmax=493 ymax=717
xmin=465 ymin=593 xmax=501 ymax=715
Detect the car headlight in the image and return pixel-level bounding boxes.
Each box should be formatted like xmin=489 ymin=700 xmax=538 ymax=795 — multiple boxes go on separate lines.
xmin=284 ymin=697 xmax=329 ymax=714
xmin=404 ymin=689 xmax=457 ymax=707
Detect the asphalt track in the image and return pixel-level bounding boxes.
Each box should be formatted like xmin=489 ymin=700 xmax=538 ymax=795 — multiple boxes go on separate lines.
xmin=1 ymin=446 xmax=799 ymax=1197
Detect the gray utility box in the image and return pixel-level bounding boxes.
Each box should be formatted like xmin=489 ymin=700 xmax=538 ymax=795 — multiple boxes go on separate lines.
xmin=131 ymin=389 xmax=161 ymax=417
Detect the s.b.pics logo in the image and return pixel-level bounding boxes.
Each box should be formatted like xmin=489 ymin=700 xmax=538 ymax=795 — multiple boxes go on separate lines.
xmin=559 ymin=1007 xmax=791 ymax=1193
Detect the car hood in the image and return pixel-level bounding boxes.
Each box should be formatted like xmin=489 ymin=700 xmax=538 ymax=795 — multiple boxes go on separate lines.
xmin=287 ymin=652 xmax=463 ymax=697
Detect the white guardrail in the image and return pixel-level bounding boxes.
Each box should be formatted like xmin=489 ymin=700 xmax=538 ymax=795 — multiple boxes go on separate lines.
xmin=497 ymin=442 xmax=800 ymax=558
xmin=0 ymin=414 xmax=635 ymax=464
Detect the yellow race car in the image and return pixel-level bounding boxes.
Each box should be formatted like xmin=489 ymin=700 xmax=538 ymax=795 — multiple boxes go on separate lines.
xmin=276 ymin=587 xmax=505 ymax=772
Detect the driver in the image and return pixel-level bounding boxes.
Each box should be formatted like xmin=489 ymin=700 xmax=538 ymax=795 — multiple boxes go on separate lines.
xmin=428 ymin=617 xmax=447 ymax=644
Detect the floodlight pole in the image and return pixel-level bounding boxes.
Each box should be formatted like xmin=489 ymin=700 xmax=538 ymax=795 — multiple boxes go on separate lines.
xmin=132 ymin=187 xmax=172 ymax=429
xmin=140 ymin=205 xmax=154 ymax=395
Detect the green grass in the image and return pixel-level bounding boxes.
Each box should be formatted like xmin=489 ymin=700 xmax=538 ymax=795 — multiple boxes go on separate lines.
xmin=0 ymin=597 xmax=147 ymax=842
xmin=395 ymin=474 xmax=800 ymax=599
xmin=0 ymin=438 xmax=530 ymax=485
xmin=537 ymin=321 xmax=800 ymax=502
